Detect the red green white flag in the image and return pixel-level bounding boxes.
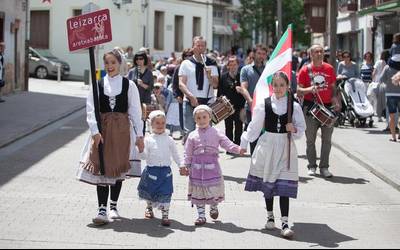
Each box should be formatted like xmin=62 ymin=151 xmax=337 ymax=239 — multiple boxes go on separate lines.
xmin=252 ymin=24 xmax=293 ymax=112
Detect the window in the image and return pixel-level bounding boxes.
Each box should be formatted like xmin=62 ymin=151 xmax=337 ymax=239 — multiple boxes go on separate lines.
xmin=193 ymin=17 xmax=201 ymax=37
xmin=154 ymin=11 xmax=164 ymax=50
xmin=73 ymin=9 xmax=82 ymax=17
xmin=174 ymin=15 xmax=183 ymax=52
xmin=312 ymin=6 xmax=325 ymax=17
xmin=213 ymin=10 xmax=223 ymax=19
xmin=30 ymin=10 xmax=50 ymax=49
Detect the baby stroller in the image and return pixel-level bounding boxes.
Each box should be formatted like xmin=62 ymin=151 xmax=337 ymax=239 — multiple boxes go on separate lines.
xmin=337 ymin=78 xmax=374 ymax=128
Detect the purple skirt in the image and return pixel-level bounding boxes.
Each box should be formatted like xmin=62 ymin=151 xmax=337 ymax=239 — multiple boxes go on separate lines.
xmin=245 ymin=174 xmax=298 ymax=199
xmin=188 ymin=154 xmax=225 ymax=205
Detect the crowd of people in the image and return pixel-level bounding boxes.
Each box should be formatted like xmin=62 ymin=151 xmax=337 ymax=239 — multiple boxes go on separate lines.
xmin=75 ymin=33 xmax=400 ymax=240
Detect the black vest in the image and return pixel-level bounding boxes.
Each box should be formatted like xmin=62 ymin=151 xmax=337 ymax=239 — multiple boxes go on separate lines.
xmin=99 ymin=77 xmax=129 ymax=113
xmin=264 ymin=97 xmax=294 ymax=134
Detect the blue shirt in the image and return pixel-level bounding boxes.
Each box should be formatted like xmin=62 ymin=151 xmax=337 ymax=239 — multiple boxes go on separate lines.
xmin=240 ymin=63 xmax=265 ymax=97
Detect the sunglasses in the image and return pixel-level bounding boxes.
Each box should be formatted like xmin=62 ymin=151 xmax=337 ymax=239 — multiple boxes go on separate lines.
xmin=136 ymin=57 xmax=144 ymax=61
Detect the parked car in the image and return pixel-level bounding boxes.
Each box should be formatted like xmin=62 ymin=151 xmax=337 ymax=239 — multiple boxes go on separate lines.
xmin=29 ymin=47 xmax=70 ymax=79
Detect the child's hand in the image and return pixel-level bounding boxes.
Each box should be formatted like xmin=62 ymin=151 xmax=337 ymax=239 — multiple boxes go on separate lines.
xmin=136 ymin=137 xmax=145 ymax=153
xmin=239 ymin=148 xmax=247 ymax=156
xmin=179 ymin=167 xmax=189 ymax=176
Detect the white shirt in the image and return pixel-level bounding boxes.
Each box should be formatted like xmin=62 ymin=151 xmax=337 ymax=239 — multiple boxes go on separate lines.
xmin=139 ymin=132 xmax=183 ymax=167
xmin=240 ymin=95 xmax=307 ymax=149
xmin=373 ymin=60 xmax=386 ymax=83
xmin=178 ymin=57 xmax=219 ymax=101
xmin=86 ymin=74 xmax=143 ymax=137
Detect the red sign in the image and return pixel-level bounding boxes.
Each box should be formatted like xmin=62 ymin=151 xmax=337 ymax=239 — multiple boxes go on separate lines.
xmin=67 ymin=9 xmax=112 ymax=52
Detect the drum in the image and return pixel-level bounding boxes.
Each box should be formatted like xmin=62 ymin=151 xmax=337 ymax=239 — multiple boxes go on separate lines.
xmin=209 ymin=96 xmax=235 ymax=124
xmin=310 ymin=103 xmax=338 ymax=127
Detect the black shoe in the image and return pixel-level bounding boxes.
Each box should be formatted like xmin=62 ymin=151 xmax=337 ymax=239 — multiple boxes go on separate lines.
xmin=0 ymin=99 xmax=5 ymax=103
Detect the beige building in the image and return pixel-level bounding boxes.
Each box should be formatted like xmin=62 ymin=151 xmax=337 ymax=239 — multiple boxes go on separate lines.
xmin=30 ymin=0 xmax=142 ymax=78
xmin=29 ymin=0 xmax=213 ymax=78
xmin=0 ymin=0 xmax=29 ymax=94
xmin=143 ymin=0 xmax=213 ymax=59
xmin=212 ymin=0 xmax=241 ymax=54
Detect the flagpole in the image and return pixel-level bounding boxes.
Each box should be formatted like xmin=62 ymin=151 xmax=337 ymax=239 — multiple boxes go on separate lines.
xmin=287 ymin=24 xmax=293 ymax=171
xmin=287 ymin=88 xmax=292 ymax=170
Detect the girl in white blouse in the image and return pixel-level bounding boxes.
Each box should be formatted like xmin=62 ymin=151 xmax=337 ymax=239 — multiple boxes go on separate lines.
xmin=240 ymin=71 xmax=306 ymax=239
xmin=77 ymin=49 xmax=144 ymax=226
xmin=137 ymin=110 xmax=186 ymax=226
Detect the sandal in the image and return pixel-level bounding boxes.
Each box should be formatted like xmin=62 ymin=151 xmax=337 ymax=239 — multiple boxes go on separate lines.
xmin=161 ymin=218 xmax=171 ymax=227
xmin=210 ymin=207 xmax=219 ymax=220
xmin=145 ymin=208 xmax=154 ymax=219
xmin=194 ymin=217 xmax=206 ymax=226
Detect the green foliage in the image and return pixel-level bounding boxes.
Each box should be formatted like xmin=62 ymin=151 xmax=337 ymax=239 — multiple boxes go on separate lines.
xmin=238 ymin=0 xmax=310 ymax=47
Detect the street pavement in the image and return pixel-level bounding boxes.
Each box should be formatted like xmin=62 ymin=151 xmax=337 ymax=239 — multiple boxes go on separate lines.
xmin=0 ymin=78 xmax=399 ymax=248
xmin=0 ymin=78 xmax=88 ymax=148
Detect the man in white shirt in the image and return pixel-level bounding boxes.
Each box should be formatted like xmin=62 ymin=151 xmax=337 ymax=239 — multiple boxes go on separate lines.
xmin=179 ymin=36 xmax=219 ymax=134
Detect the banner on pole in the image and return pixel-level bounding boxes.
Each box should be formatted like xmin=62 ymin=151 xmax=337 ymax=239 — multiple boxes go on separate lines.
xmin=67 ymin=9 xmax=112 ymax=52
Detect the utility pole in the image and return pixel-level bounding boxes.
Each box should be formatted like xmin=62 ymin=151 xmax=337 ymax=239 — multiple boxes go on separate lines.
xmin=329 ymin=0 xmax=337 ymax=70
xmin=277 ymin=0 xmax=283 ymax=39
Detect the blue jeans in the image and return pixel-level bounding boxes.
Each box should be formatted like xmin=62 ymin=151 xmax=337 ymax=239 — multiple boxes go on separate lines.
xmin=184 ymin=101 xmax=196 ymax=133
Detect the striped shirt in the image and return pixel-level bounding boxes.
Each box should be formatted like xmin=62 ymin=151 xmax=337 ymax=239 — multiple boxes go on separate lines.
xmin=360 ymin=63 xmax=373 ymax=82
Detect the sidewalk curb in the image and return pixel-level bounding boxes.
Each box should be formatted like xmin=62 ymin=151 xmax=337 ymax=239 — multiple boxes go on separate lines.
xmin=0 ymin=105 xmax=85 ymax=149
xmin=331 ymin=140 xmax=400 ymax=192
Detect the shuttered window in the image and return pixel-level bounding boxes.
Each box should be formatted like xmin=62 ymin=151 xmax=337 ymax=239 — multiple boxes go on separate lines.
xmin=30 ymin=10 xmax=50 ymax=49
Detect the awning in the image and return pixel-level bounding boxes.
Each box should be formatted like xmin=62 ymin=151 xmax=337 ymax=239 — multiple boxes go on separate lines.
xmin=359 ymin=1 xmax=400 ymax=16
xmin=213 ymin=25 xmax=233 ymax=35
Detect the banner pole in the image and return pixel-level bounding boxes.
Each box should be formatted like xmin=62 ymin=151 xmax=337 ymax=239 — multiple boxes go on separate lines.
xmin=89 ymin=46 xmax=105 ymax=175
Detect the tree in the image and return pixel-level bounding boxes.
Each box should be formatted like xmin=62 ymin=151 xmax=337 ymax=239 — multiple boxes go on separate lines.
xmin=239 ymin=0 xmax=310 ymax=48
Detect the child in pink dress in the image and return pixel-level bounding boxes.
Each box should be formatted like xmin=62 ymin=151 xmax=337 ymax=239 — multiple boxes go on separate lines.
xmin=182 ymin=105 xmax=245 ymax=226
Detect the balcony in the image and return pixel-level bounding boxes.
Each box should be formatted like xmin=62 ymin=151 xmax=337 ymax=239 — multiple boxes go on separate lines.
xmin=359 ymin=0 xmax=400 ymax=15
xmin=360 ymin=0 xmax=376 ymax=9
xmin=377 ymin=0 xmax=400 ymax=12
xmin=304 ymin=0 xmax=325 ymax=5
xmin=339 ymin=0 xmax=358 ymax=13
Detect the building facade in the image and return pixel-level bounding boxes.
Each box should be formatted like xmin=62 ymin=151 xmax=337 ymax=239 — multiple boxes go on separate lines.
xmin=212 ymin=0 xmax=241 ymax=54
xmin=305 ymin=0 xmax=400 ymax=66
xmin=143 ymin=0 xmax=213 ymax=60
xmin=29 ymin=0 xmax=213 ymax=78
xmin=0 ymin=0 xmax=29 ymax=94
xmin=30 ymin=0 xmax=142 ymax=78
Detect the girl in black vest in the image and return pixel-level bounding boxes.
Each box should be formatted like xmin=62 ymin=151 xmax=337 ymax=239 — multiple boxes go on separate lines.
xmin=240 ymin=72 xmax=306 ymax=239
xmin=77 ymin=50 xmax=144 ymax=225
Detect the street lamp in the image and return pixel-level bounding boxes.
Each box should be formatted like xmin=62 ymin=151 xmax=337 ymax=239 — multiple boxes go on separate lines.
xmin=141 ymin=0 xmax=149 ymax=47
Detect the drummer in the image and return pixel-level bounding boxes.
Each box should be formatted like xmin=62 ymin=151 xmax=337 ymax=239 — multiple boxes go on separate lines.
xmin=178 ymin=36 xmax=219 ymax=140
xmin=297 ymin=44 xmax=338 ymax=178
xmin=217 ymin=56 xmax=246 ymax=149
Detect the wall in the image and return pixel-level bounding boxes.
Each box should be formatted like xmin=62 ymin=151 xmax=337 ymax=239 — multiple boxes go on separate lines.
xmin=0 ymin=0 xmax=28 ymax=94
xmin=30 ymin=0 xmax=142 ymax=78
xmin=146 ymin=0 xmax=213 ymax=59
